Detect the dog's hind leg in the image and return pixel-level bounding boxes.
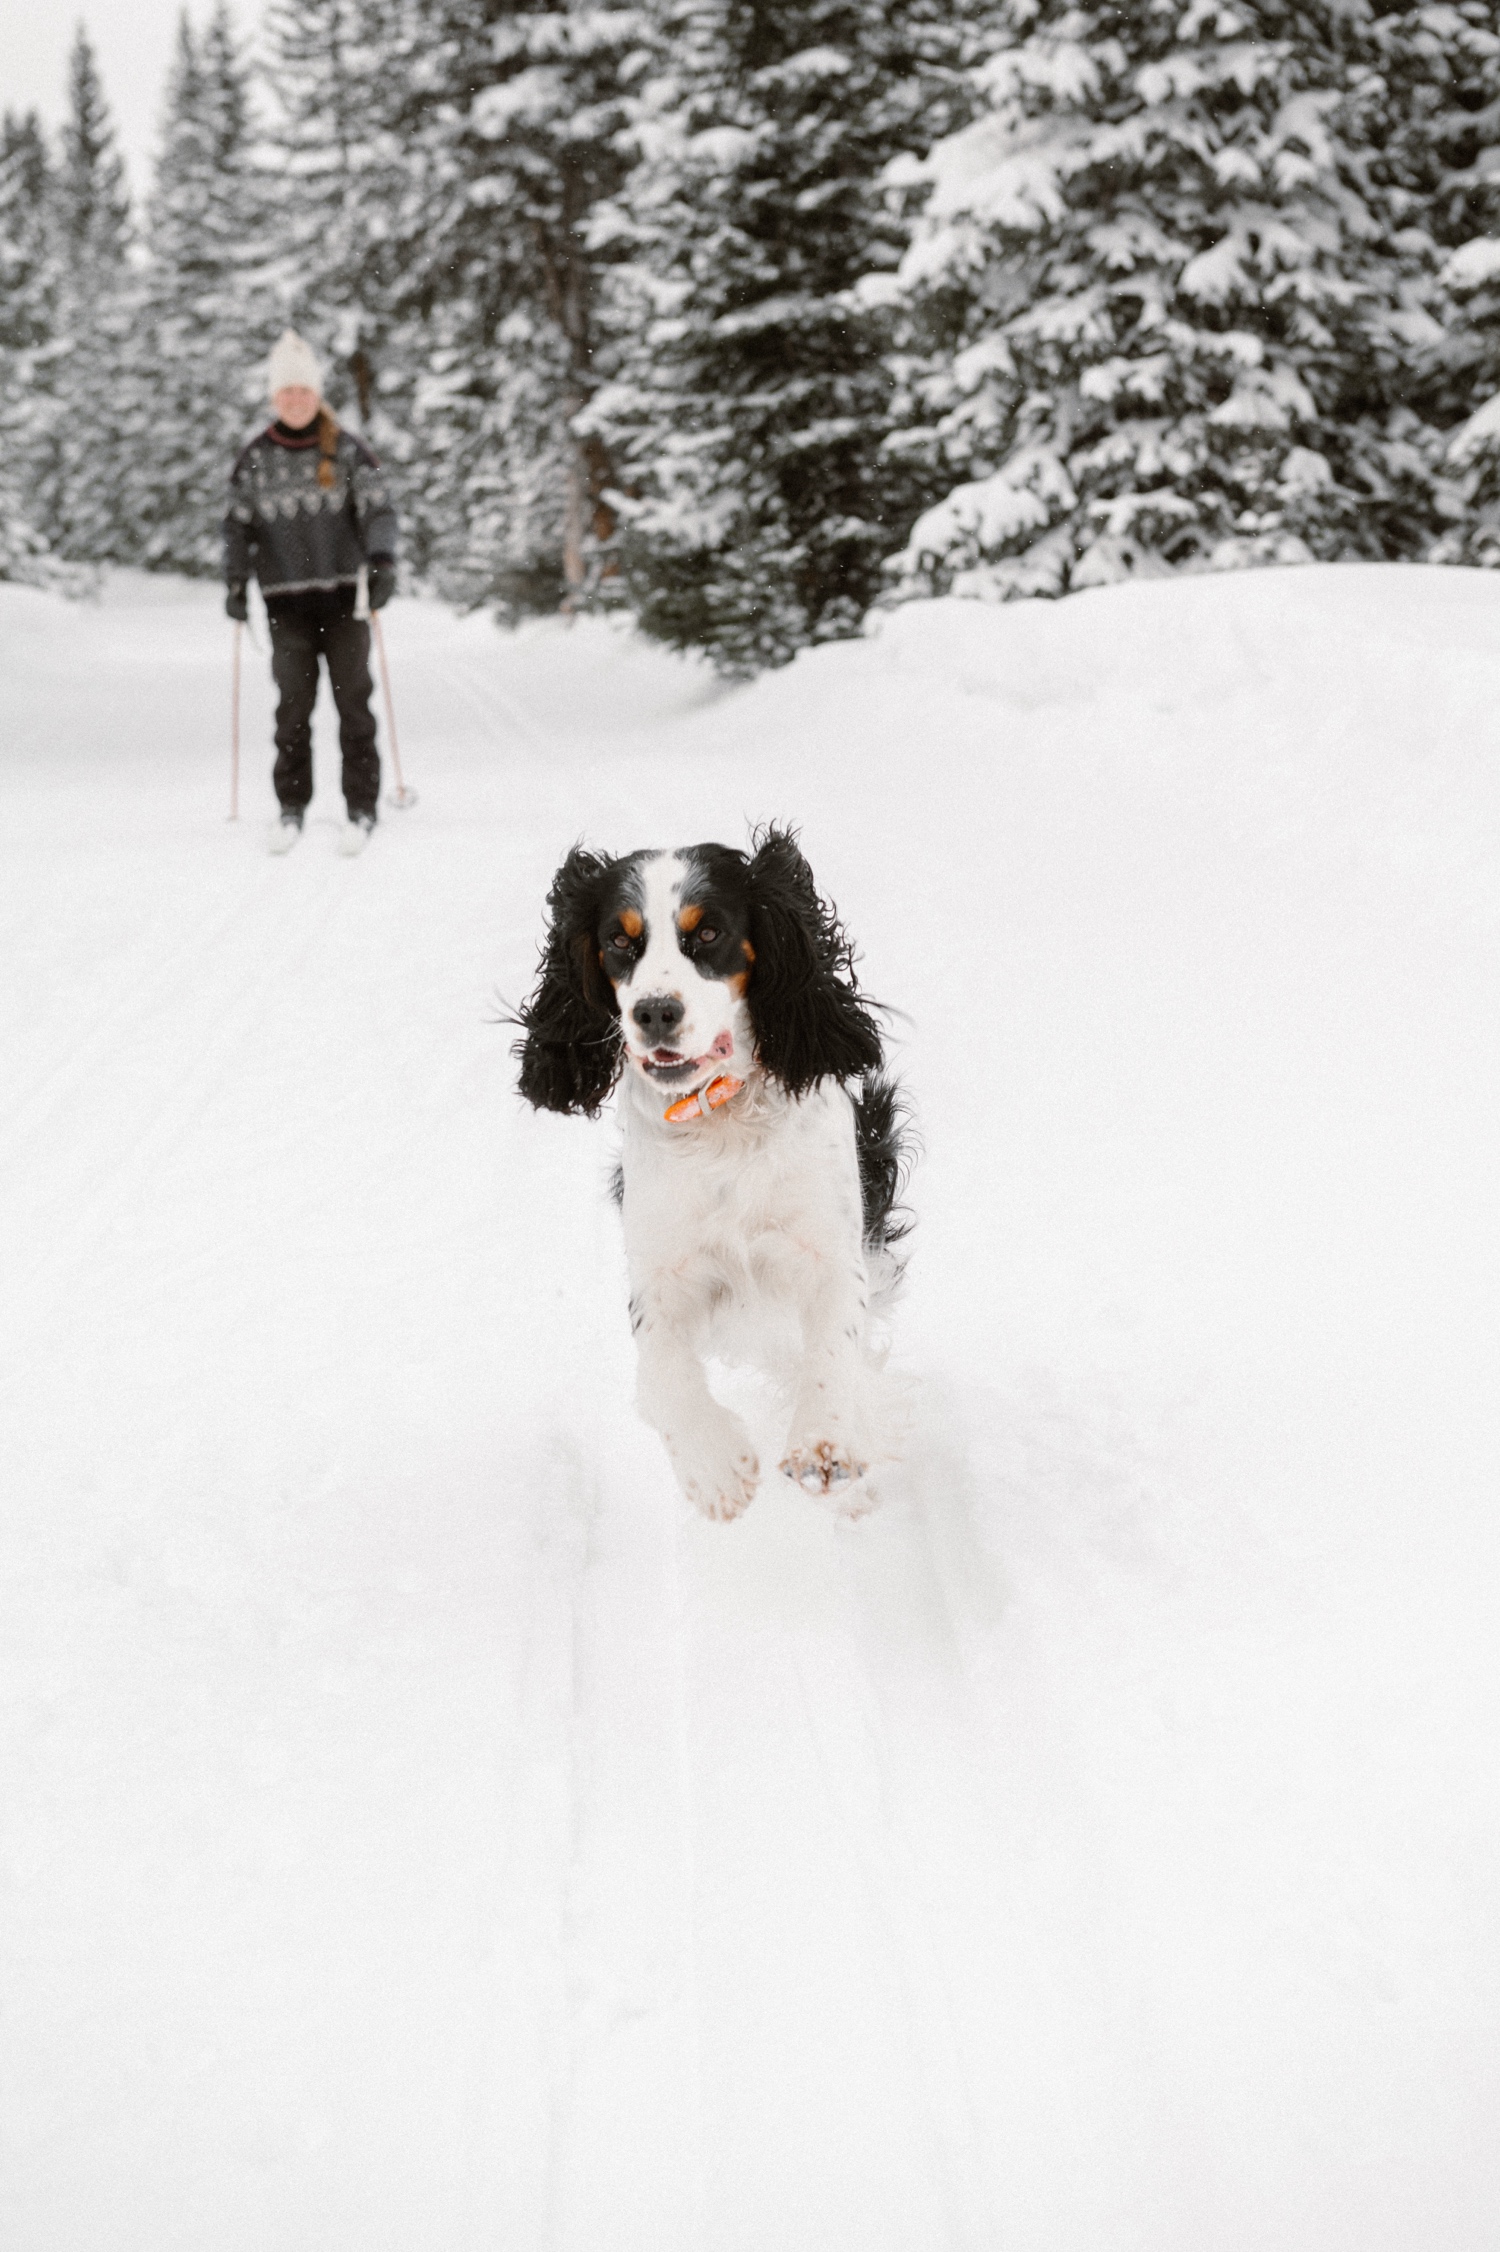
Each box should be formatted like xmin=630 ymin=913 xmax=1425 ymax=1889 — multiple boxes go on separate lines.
xmin=779 ymin=1252 xmax=880 ymax=1508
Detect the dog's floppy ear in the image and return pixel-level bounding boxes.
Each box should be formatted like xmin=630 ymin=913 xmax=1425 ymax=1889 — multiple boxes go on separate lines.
xmin=514 ymin=846 xmax=622 ymax=1115
xmin=744 ymin=825 xmax=883 ymax=1096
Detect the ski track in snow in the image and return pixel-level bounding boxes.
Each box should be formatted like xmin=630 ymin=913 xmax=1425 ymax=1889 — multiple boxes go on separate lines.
xmin=2 ymin=568 xmax=1499 ymax=2250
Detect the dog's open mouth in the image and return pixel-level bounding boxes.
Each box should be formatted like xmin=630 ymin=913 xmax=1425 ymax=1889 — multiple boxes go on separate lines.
xmin=640 ymin=1048 xmax=703 ymax=1084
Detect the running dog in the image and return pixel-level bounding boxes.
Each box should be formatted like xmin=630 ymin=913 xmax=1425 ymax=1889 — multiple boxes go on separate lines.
xmin=514 ymin=828 xmax=909 ymax=1519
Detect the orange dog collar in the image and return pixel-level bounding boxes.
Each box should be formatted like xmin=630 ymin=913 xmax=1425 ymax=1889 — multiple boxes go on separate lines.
xmin=664 ymin=1074 xmax=745 ymax=1125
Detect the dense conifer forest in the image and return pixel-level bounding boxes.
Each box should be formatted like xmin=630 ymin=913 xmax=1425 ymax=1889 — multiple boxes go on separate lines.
xmin=4 ymin=2 xmax=1500 ymax=671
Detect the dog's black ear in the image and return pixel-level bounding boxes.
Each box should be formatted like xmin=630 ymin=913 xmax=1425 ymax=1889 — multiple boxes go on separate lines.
xmin=744 ymin=825 xmax=883 ymax=1096
xmin=514 ymin=846 xmax=622 ymax=1115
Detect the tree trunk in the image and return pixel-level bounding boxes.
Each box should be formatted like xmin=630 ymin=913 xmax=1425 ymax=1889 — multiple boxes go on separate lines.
xmin=546 ymin=159 xmax=617 ymax=611
xmin=349 ymin=346 xmax=374 ymax=424
xmin=562 ymin=405 xmax=586 ymax=604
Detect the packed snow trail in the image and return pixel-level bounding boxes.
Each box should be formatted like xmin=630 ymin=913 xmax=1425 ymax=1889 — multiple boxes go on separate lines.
xmin=2 ymin=567 xmax=1498 ymax=2250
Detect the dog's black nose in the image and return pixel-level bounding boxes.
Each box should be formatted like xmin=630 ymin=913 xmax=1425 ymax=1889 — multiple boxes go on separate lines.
xmin=632 ymin=993 xmax=685 ymax=1043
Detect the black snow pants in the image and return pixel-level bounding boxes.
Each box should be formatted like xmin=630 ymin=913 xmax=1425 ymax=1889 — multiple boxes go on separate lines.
xmin=266 ymin=588 xmax=380 ymax=818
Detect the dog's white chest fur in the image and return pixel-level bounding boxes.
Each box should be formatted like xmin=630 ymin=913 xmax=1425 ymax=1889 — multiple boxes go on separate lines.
xmin=622 ymin=1074 xmax=864 ymax=1308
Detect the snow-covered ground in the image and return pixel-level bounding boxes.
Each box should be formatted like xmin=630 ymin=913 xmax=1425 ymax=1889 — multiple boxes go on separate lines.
xmin=2 ymin=562 xmax=1498 ymax=2250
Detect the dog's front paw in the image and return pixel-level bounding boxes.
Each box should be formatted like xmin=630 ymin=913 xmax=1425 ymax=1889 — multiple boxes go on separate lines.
xmin=780 ymin=1439 xmax=875 ymax=1515
xmin=666 ymin=1414 xmax=760 ymax=1523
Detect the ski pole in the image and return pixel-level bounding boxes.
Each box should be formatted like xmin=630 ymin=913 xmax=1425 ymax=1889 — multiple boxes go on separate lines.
xmin=230 ymin=620 xmax=242 ymax=821
xmin=371 ymin=610 xmax=416 ymax=809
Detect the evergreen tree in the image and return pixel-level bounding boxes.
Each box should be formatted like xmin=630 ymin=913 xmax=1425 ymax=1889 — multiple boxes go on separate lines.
xmin=883 ymin=0 xmax=1440 ymax=607
xmin=589 ymin=0 xmax=980 ymax=672
xmin=40 ymin=27 xmax=140 ymax=564
xmin=261 ymin=0 xmax=409 ymax=418
xmin=1433 ymin=229 xmax=1500 ymax=565
xmin=54 ymin=27 xmax=131 ymax=266
xmin=409 ymin=299 xmax=579 ymax=613
xmin=1357 ymin=3 xmax=1500 ymax=404
xmin=1351 ymin=5 xmax=1500 ymax=563
xmin=377 ymin=0 xmax=640 ymax=612
xmin=136 ymin=5 xmax=274 ymax=572
xmin=1422 ymin=228 xmax=1500 ymax=562
xmin=0 ymin=112 xmax=56 ymax=580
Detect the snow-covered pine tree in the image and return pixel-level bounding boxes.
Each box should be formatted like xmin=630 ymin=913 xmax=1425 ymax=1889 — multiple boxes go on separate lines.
xmin=407 ymin=300 xmax=579 ymax=612
xmin=589 ymin=0 xmax=980 ymax=672
xmin=136 ymin=5 xmax=274 ymax=573
xmin=0 ymin=111 xmax=56 ymax=581
xmin=261 ymin=0 xmax=409 ymax=419
xmin=52 ymin=29 xmax=131 ymax=277
xmin=40 ymin=28 xmax=140 ymax=564
xmin=883 ymin=0 xmax=1439 ymax=607
xmin=377 ymin=0 xmax=640 ymax=613
xmin=1434 ymin=229 xmax=1500 ymax=563
xmin=1353 ymin=5 xmax=1500 ymax=564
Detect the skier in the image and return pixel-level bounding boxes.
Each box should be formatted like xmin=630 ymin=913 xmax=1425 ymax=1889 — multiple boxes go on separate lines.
xmin=223 ymin=330 xmax=399 ymax=855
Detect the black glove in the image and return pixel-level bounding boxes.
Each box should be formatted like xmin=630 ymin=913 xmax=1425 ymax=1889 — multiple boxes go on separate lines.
xmin=225 ymin=584 xmax=248 ymax=623
xmin=368 ymin=558 xmax=396 ymax=611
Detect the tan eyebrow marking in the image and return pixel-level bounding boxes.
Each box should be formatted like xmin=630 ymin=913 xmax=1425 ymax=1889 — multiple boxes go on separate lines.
xmin=619 ymin=907 xmax=642 ymax=937
xmin=677 ymin=902 xmax=705 ymax=933
xmin=741 ymin=939 xmax=756 ymax=964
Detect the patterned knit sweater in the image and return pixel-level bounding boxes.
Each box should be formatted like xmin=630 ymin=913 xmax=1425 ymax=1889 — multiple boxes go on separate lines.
xmin=222 ymin=417 xmax=398 ymax=598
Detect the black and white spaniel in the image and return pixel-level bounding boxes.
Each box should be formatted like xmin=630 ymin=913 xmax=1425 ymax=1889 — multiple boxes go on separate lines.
xmin=515 ymin=827 xmax=909 ymax=1520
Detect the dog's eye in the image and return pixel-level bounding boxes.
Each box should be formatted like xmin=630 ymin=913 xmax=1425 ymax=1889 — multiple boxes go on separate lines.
xmin=695 ymin=925 xmax=719 ymax=945
xmin=605 ymin=932 xmax=634 ymax=953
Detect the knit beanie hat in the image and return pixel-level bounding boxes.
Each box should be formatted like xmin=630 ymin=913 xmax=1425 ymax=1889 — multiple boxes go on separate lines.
xmin=267 ymin=329 xmax=323 ymax=399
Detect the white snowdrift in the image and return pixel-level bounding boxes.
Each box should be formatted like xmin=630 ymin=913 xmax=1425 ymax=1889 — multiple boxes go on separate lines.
xmin=1 ymin=562 xmax=1498 ymax=2251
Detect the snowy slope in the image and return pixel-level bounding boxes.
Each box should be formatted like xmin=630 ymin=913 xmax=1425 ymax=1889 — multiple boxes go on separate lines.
xmin=1 ymin=564 xmax=1498 ymax=2251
